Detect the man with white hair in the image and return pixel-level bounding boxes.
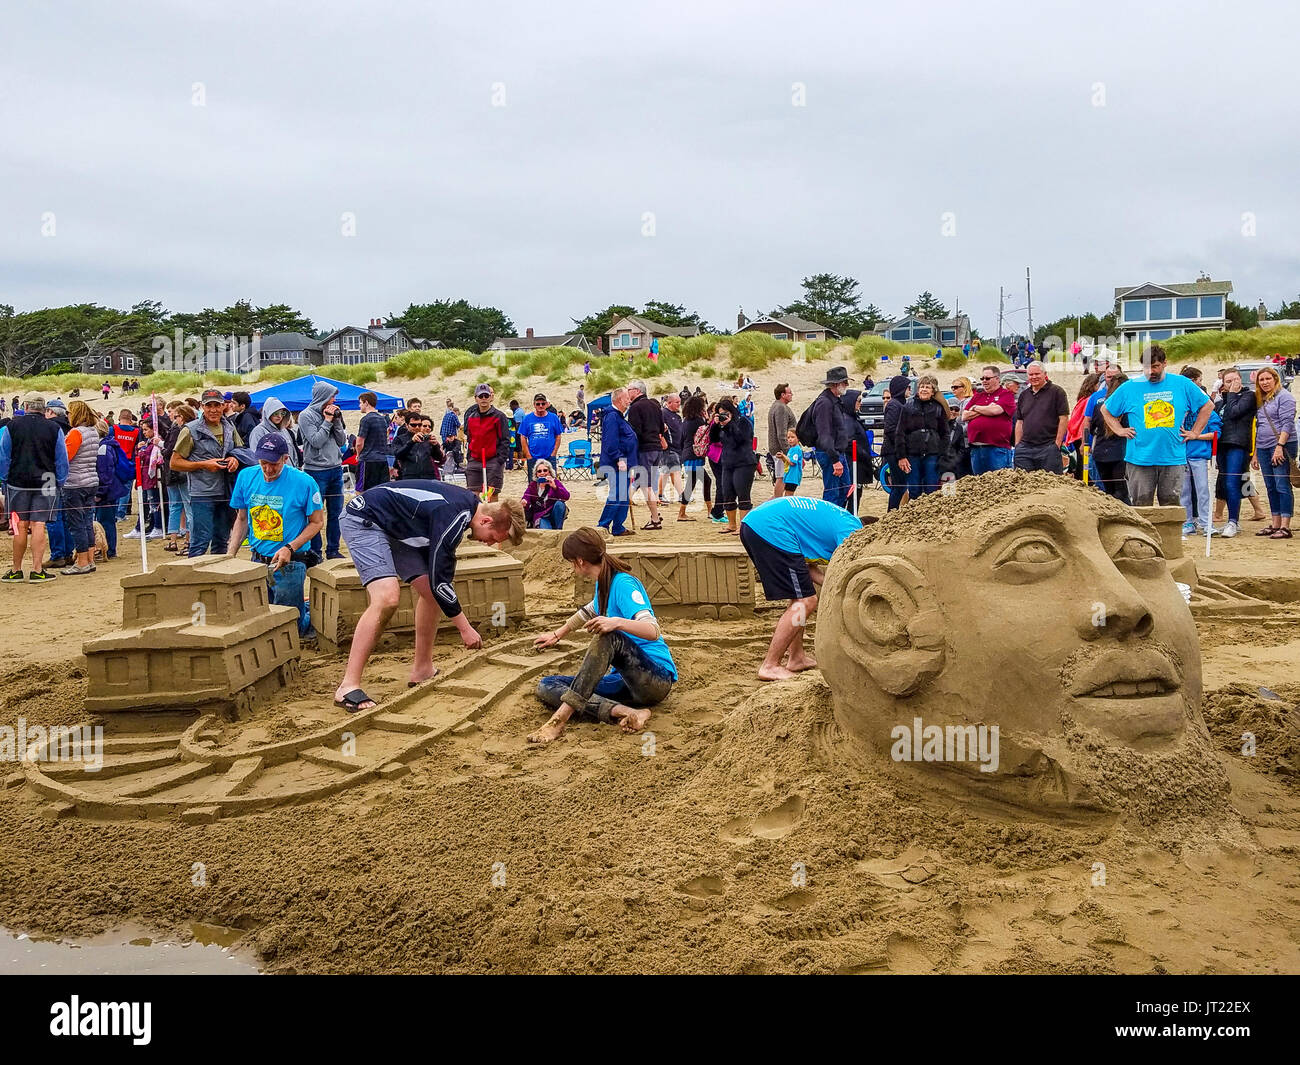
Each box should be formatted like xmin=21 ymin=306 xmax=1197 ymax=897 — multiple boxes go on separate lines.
xmin=598 ymin=387 xmax=639 ymax=536
xmin=624 ymin=379 xmax=665 ymax=529
xmin=1013 ymin=361 xmax=1070 ymax=474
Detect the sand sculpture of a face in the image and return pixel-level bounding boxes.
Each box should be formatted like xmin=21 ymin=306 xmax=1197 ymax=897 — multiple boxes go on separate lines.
xmin=815 ymin=471 xmax=1226 ymax=816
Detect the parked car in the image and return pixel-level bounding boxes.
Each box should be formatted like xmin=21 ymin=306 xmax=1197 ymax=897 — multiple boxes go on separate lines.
xmin=858 ymin=380 xmax=959 ymax=435
xmin=1233 ymin=360 xmax=1295 ymax=389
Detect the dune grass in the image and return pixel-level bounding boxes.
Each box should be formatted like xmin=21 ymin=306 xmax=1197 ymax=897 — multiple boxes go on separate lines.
xmin=1163 ymin=326 xmax=1300 ymax=364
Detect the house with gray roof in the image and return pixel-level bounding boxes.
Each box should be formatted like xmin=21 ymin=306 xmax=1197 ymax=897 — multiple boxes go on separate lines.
xmin=605 ymin=314 xmax=700 ymax=354
xmin=736 ymin=312 xmax=839 ymax=342
xmin=1113 ymin=280 xmax=1232 ymax=347
xmin=320 ymin=318 xmax=433 ymax=365
xmin=487 ymin=327 xmax=596 ymax=355
xmin=873 ymin=314 xmax=971 ymax=348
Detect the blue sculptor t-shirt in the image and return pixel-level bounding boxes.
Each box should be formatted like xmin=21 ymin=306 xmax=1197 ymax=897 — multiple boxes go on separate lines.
xmin=519 ymin=411 xmax=562 ymax=459
xmin=784 ymin=444 xmax=803 ymax=485
xmin=230 ymin=465 xmax=323 ymax=556
xmin=589 ymin=571 xmax=678 ymax=679
xmin=1101 ymin=373 xmax=1208 ymax=466
xmin=741 ymin=495 xmax=861 ymax=563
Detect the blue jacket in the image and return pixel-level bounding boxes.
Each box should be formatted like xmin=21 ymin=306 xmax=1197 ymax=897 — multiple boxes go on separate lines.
xmin=600 ymin=408 xmax=639 ymax=471
xmin=96 ymin=433 xmax=131 ymax=504
xmin=1183 ymin=408 xmax=1221 ymax=462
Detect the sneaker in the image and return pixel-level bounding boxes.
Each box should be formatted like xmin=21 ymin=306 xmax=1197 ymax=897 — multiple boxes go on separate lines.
xmin=1221 ymin=521 xmax=1239 ymax=538
xmin=61 ymin=563 xmax=96 ymax=575
xmin=1181 ymin=521 xmax=1196 ymax=536
xmin=27 ymin=569 xmax=57 ymax=582
xmin=0 ymin=569 xmax=25 ymax=583
xmin=123 ymin=529 xmax=141 ymax=539
xmin=146 ymin=530 xmax=164 ymax=540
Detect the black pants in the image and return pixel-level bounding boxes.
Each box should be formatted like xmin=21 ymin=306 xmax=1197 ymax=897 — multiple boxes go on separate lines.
xmin=682 ymin=460 xmax=710 ymax=505
xmin=708 ymin=459 xmax=724 ymax=518
xmin=719 ymin=461 xmax=756 ymax=512
xmin=1095 ymin=458 xmax=1130 ymax=503
xmin=361 ymin=461 xmax=390 ymax=491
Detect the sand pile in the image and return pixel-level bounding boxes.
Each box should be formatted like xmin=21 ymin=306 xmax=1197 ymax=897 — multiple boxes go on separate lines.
xmin=1203 ymin=683 xmax=1300 ymax=780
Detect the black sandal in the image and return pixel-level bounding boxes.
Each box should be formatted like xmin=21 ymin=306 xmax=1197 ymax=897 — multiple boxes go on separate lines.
xmin=334 ymin=689 xmax=376 ymax=713
xmin=1256 ymin=527 xmax=1278 ymax=536
xmin=1270 ymin=528 xmax=1293 ymax=539
xmin=642 ymin=519 xmax=663 ymax=530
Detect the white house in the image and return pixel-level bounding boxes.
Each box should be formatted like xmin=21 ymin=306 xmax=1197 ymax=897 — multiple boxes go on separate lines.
xmin=1113 ymin=281 xmax=1232 ymax=347
xmin=873 ymin=314 xmax=971 ymax=348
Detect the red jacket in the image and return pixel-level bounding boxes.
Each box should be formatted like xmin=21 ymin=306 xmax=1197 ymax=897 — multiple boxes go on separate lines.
xmin=113 ymin=423 xmax=141 ymax=481
xmin=465 ymin=406 xmax=510 ymax=464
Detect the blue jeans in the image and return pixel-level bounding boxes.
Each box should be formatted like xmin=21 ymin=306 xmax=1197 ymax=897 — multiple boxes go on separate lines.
xmin=1181 ymin=457 xmax=1211 ymax=528
xmin=307 ymin=466 xmax=344 ymax=558
xmin=598 ymin=469 xmax=630 ymax=533
xmin=116 ymin=478 xmax=135 ymax=521
xmin=188 ymin=498 xmax=233 ymax=557
xmin=47 ymin=495 xmax=71 ymax=559
xmin=1259 ymin=440 xmax=1298 ymax=518
xmin=167 ymin=482 xmax=192 ymax=536
xmin=905 ymin=454 xmax=941 ymax=498
xmin=969 ymin=445 xmax=1013 ymax=475
xmin=883 ymin=461 xmax=908 ymax=510
xmin=64 ymin=486 xmax=96 ymax=553
xmin=1218 ymin=445 xmax=1248 ymax=522
xmin=95 ymin=502 xmax=119 ymax=557
xmin=268 ymin=561 xmax=313 ymax=637
xmin=537 ymin=631 xmax=674 ymax=723
xmin=536 ymin=499 xmax=567 ymax=530
xmin=814 ymin=449 xmax=851 ymax=506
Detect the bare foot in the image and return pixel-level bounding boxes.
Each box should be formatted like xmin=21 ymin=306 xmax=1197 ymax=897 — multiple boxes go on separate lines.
xmin=786 ymin=654 xmax=818 ymax=672
xmin=527 ymin=714 xmax=568 ymax=744
xmin=757 ymin=664 xmax=797 ymax=681
xmin=407 ymin=666 xmax=439 ymax=687
xmin=617 ymin=707 xmax=652 ymax=733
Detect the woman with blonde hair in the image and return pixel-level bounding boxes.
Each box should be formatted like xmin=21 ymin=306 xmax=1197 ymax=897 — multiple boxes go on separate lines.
xmin=529 ymin=527 xmax=677 ymax=743
xmin=60 ymin=400 xmax=101 ymax=574
xmin=1252 ymin=366 xmax=1297 ymax=539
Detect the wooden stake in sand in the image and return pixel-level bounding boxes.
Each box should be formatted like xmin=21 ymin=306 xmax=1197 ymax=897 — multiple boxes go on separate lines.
xmin=136 ymin=484 xmax=148 ymax=574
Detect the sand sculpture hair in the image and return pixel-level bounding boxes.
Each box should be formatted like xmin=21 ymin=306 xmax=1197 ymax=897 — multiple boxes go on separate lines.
xmin=814 ymin=470 xmax=1229 ymax=820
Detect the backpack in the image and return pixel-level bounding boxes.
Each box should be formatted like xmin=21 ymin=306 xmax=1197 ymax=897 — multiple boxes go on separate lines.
xmin=795 ymin=400 xmax=820 ymax=447
xmin=113 ymin=436 xmax=136 ymax=486
xmin=691 ymin=423 xmax=711 ymax=458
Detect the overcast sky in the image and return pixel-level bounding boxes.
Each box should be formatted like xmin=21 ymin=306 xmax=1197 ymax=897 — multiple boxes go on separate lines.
xmin=3 ymin=0 xmax=1298 ymax=338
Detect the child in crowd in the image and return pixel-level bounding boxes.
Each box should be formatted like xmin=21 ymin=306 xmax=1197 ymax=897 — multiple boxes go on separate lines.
xmin=782 ymin=427 xmax=803 ymax=494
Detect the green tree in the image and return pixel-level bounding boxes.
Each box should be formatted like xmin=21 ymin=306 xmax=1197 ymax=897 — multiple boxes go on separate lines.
xmin=640 ymin=300 xmax=713 ymax=332
xmin=1226 ymin=300 xmax=1258 ymax=331
xmin=571 ymin=304 xmax=638 ymax=345
xmin=386 ymin=299 xmax=515 ymax=353
xmin=1033 ymin=311 xmax=1118 ymax=349
xmin=777 ymin=273 xmax=875 ymax=337
xmin=167 ymin=300 xmax=313 ymax=341
xmin=1270 ymin=295 xmax=1300 ymax=320
xmin=904 ymin=291 xmax=948 ymax=319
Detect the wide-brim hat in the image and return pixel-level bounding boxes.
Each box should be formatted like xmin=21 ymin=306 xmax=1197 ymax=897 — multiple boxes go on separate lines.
xmin=822 ymin=365 xmax=849 ymax=386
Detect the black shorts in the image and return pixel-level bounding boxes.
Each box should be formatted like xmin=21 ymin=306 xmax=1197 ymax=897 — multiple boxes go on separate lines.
xmin=739 ymin=523 xmax=814 ymax=601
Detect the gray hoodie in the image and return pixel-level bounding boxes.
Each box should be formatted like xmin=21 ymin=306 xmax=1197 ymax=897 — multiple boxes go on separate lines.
xmin=297 ymin=381 xmax=347 ymax=470
xmin=248 ymin=396 xmax=300 ymax=467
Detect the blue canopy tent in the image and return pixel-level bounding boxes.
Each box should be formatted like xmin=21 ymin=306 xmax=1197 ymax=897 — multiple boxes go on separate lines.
xmin=247 ymin=375 xmax=403 ymax=413
xmin=585 ymin=391 xmax=612 ymax=424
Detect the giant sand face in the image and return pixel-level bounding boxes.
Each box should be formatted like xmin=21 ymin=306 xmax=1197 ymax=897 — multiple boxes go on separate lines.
xmin=815 ymin=471 xmax=1228 ymax=817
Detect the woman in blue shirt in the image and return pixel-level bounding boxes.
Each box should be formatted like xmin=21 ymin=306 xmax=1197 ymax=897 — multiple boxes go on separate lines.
xmin=529 ymin=527 xmax=677 ymax=743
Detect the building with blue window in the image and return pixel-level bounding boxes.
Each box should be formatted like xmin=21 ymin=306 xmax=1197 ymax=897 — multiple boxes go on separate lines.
xmin=1113 ymin=280 xmax=1232 ymax=347
xmin=873 ymin=314 xmax=970 ymax=348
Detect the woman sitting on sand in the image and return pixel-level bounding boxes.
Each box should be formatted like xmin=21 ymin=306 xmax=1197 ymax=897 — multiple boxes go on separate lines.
xmin=528 ymin=527 xmax=677 ymax=743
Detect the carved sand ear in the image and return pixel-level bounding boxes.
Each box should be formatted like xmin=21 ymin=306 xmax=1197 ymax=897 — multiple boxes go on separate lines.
xmin=830 ymin=555 xmax=946 ymax=696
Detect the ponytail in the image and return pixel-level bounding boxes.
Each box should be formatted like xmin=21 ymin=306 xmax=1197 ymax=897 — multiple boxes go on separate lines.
xmin=561 ymin=527 xmax=630 ymax=617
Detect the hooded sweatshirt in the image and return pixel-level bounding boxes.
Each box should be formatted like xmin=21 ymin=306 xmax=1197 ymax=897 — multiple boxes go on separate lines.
xmin=297 ymin=382 xmax=347 ymax=471
xmin=248 ymin=396 xmax=301 ymax=467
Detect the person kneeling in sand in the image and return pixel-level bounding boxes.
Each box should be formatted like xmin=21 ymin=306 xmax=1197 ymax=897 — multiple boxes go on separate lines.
xmin=739 ymin=495 xmax=868 ymax=681
xmin=529 ymin=527 xmax=677 ymax=743
xmin=333 ymin=480 xmax=524 ymax=713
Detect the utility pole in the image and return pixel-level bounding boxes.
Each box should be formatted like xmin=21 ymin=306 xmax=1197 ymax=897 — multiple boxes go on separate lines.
xmin=954 ymin=296 xmax=959 ymax=349
xmin=1026 ymin=267 xmax=1034 ymax=339
xmin=997 ymin=286 xmax=1004 ymax=354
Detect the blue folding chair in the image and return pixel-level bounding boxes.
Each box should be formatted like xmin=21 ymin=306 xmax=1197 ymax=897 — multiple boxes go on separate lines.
xmin=562 ymin=438 xmax=594 ymax=480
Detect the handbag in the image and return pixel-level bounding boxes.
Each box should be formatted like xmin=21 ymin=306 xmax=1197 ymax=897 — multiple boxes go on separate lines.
xmin=1259 ymin=402 xmax=1300 ymax=488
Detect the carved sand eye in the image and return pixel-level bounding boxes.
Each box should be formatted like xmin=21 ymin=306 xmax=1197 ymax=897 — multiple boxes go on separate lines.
xmin=994 ymin=537 xmax=1061 ymax=568
xmin=1113 ymin=536 xmax=1161 ymax=562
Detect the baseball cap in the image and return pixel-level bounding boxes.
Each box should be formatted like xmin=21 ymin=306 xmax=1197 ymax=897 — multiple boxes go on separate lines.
xmin=474 ymin=384 xmax=492 ymax=398
xmin=46 ymin=398 xmax=67 ymax=411
xmin=23 ymin=392 xmax=45 ymax=412
xmin=200 ymin=388 xmax=224 ymax=405
xmin=222 ymin=391 xmax=234 ymax=402
xmin=254 ymin=434 xmax=289 ymax=461
xmin=533 ymin=392 xmax=547 ymax=403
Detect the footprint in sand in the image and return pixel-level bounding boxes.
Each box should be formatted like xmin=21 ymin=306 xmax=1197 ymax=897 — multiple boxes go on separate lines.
xmin=721 ymin=794 xmax=806 ymax=843
xmin=677 ymin=875 xmax=725 ymax=899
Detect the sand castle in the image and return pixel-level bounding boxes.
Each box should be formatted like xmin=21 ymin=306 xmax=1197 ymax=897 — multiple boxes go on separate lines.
xmin=572 ymin=541 xmax=758 ymax=619
xmin=308 ymin=543 xmax=526 ymax=650
xmin=83 ymin=556 xmax=302 ymax=717
xmin=813 ymin=471 xmax=1231 ymax=818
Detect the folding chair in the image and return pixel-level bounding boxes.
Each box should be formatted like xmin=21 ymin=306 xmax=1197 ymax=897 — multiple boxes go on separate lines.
xmin=561 ymin=438 xmax=594 ymax=480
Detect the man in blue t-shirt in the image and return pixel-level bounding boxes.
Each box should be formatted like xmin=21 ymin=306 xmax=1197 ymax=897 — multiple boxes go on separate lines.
xmin=518 ymin=393 xmax=563 ymax=478
xmin=740 ymin=495 xmax=866 ymax=681
xmin=1099 ymin=345 xmax=1213 ymax=506
xmin=227 ymin=434 xmax=325 ymax=636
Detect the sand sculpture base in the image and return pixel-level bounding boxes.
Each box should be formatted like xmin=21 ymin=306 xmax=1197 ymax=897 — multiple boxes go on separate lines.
xmin=573 ymin=541 xmax=758 ymax=619
xmin=1134 ymin=504 xmax=1274 ymax=618
xmin=83 ymin=557 xmax=302 ymax=717
xmin=308 ymin=543 xmax=525 ymax=651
